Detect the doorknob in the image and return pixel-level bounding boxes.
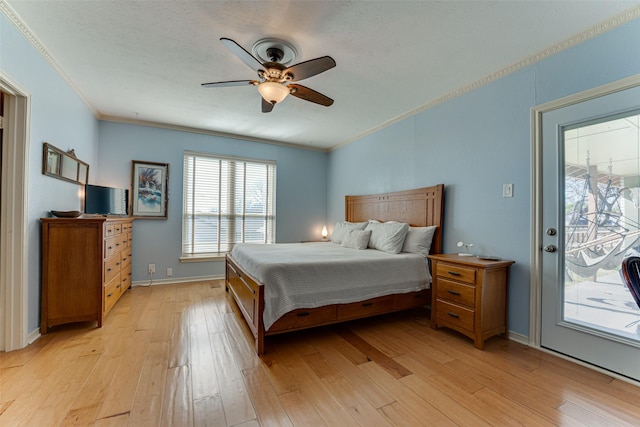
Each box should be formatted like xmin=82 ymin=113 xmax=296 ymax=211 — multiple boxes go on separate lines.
xmin=544 ymin=244 xmax=557 ymax=253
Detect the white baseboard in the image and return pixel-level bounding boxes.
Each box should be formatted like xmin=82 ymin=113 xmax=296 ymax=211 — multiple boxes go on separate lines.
xmin=508 ymin=330 xmax=529 ymax=345
xmin=132 ymin=274 xmax=224 ymax=287
xmin=27 ymin=328 xmax=41 ymax=345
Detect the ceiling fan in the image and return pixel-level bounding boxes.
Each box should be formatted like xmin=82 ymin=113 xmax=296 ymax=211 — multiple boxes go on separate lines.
xmin=202 ymin=37 xmax=336 ymax=113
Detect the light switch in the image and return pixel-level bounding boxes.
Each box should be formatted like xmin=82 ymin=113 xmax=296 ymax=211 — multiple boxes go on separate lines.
xmin=503 ymin=183 xmax=513 ymax=198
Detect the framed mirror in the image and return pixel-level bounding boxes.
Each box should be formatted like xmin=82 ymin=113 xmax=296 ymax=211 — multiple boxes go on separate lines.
xmin=42 ymin=142 xmax=89 ymax=185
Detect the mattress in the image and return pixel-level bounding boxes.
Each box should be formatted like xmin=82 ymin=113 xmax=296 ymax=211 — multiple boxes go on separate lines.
xmin=230 ymin=242 xmax=430 ymax=330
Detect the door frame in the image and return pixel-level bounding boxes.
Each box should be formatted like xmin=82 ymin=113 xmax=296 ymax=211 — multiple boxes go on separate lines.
xmin=530 ymin=74 xmax=640 ymax=349
xmin=0 ymin=71 xmax=30 ymax=352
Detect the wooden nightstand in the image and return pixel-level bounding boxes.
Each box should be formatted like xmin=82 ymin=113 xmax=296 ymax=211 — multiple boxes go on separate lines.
xmin=427 ymin=254 xmax=514 ymax=349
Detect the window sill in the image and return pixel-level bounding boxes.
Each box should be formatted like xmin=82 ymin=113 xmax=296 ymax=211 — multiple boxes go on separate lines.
xmin=180 ymin=254 xmax=227 ymax=263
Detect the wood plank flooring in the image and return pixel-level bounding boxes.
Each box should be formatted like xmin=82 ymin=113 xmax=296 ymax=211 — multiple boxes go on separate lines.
xmin=1 ymin=280 xmax=639 ymax=426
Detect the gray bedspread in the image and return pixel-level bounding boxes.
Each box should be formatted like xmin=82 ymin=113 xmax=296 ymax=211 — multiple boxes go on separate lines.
xmin=230 ymin=242 xmax=430 ymax=330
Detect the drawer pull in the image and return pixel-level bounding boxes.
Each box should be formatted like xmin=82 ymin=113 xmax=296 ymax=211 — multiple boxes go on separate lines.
xmin=116 ymin=262 xmax=121 ymax=266
xmin=116 ymin=284 xmax=121 ymax=288
xmin=107 ymin=292 xmax=113 ymax=297
xmin=447 ymin=311 xmax=460 ymax=318
xmin=108 ymin=246 xmax=113 ymax=250
xmin=107 ymin=268 xmax=113 ymax=272
xmin=122 ymin=257 xmax=127 ymax=261
xmin=362 ymin=302 xmax=373 ymax=307
xmin=116 ymin=243 xmax=121 ymax=246
xmin=447 ymin=271 xmax=461 ymax=276
xmin=297 ymin=312 xmax=310 ymax=317
xmin=447 ymin=289 xmax=461 ymax=295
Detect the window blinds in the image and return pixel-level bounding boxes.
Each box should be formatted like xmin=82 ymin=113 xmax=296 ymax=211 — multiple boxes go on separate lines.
xmin=182 ymin=152 xmax=276 ymax=256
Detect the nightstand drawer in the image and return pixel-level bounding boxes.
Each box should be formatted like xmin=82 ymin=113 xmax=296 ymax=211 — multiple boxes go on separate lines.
xmin=435 ymin=299 xmax=474 ymax=332
xmin=436 ymin=278 xmax=475 ymax=307
xmin=435 ymin=262 xmax=476 ymax=284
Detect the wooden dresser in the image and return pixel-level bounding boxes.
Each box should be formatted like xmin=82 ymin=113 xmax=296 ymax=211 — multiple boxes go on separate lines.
xmin=40 ymin=217 xmax=133 ymax=333
xmin=428 ymin=254 xmax=514 ymax=349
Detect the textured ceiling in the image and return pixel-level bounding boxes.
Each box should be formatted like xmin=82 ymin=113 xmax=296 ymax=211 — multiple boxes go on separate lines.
xmin=4 ymin=1 xmax=640 ymax=150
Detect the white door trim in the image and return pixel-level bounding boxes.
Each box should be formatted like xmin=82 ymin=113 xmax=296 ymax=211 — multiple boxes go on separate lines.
xmin=0 ymin=71 xmax=31 ymax=352
xmin=530 ymin=74 xmax=640 ymax=348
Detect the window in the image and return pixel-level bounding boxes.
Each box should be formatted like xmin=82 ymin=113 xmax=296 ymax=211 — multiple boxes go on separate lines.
xmin=182 ymin=151 xmax=276 ymax=257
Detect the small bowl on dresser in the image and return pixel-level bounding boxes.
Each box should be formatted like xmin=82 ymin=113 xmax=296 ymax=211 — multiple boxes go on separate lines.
xmin=50 ymin=210 xmax=82 ymax=218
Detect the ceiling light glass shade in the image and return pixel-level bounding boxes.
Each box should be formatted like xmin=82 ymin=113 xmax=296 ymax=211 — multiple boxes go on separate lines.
xmin=258 ymin=81 xmax=290 ymax=104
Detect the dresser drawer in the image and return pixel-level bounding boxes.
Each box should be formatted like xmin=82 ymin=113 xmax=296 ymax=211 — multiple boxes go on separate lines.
xmin=104 ymin=253 xmax=122 ymax=284
xmin=115 ymin=234 xmax=127 ymax=253
xmin=121 ymin=250 xmax=132 ymax=268
xmin=436 ymin=278 xmax=475 ymax=307
xmin=114 ymin=223 xmax=122 ymax=234
xmin=435 ymin=299 xmax=474 ymax=332
xmin=121 ymin=268 xmax=131 ymax=291
xmin=435 ymin=262 xmax=476 ymax=284
xmin=104 ymin=274 xmax=121 ymax=314
xmin=104 ymin=236 xmax=118 ymax=259
xmin=105 ymin=223 xmax=116 ymax=237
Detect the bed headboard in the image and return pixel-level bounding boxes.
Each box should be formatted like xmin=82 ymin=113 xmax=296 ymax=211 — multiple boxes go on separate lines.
xmin=345 ymin=184 xmax=445 ymax=254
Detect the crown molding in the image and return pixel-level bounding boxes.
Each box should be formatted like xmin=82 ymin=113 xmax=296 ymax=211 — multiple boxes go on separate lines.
xmin=0 ymin=1 xmax=98 ymax=116
xmin=331 ymin=6 xmax=640 ymax=152
xmin=98 ymin=114 xmax=329 ymax=153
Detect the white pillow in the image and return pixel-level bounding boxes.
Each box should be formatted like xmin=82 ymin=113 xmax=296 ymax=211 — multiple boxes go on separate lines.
xmin=365 ymin=222 xmax=409 ymax=254
xmin=402 ymin=226 xmax=437 ymax=257
xmin=331 ymin=221 xmax=367 ymax=244
xmin=342 ymin=229 xmax=372 ymax=250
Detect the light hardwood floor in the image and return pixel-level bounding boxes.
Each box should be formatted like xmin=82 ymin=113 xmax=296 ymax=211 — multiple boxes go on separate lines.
xmin=1 ymin=280 xmax=639 ymax=426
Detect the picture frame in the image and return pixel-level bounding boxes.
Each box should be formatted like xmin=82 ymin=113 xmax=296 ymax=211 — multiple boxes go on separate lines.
xmin=130 ymin=160 xmax=169 ymax=219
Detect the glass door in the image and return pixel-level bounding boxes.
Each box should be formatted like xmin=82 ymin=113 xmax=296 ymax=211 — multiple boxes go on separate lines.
xmin=540 ymin=85 xmax=640 ymax=381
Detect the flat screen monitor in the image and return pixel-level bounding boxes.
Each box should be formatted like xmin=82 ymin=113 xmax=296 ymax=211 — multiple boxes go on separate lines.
xmin=84 ymin=184 xmax=128 ymax=216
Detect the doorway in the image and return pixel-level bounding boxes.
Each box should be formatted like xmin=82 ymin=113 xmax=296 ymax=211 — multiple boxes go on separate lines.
xmin=0 ymin=73 xmax=30 ymax=352
xmin=534 ymin=76 xmax=640 ymax=381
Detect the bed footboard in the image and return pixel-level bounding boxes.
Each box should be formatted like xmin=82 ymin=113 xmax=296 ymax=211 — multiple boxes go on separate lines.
xmin=225 ymin=255 xmax=265 ymax=354
xmin=226 ymin=254 xmax=430 ymax=355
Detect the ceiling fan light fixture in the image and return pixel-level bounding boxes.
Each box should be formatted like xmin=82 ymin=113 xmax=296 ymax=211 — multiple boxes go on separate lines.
xmin=258 ymin=81 xmax=290 ymax=104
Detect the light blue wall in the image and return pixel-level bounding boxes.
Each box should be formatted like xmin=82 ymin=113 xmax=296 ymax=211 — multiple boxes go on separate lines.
xmin=97 ymin=122 xmax=327 ymax=283
xmin=327 ymin=18 xmax=640 ymax=337
xmin=1 ymin=12 xmax=100 ymax=333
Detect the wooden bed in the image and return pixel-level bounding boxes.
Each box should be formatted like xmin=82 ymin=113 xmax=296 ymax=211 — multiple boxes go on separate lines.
xmin=225 ymin=184 xmax=444 ymax=354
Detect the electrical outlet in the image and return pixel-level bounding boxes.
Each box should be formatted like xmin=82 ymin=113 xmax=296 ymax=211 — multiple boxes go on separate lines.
xmin=503 ymin=183 xmax=514 ymax=198
xmin=167 ymin=267 xmax=173 ymax=277
xmin=148 ymin=263 xmax=155 ymax=274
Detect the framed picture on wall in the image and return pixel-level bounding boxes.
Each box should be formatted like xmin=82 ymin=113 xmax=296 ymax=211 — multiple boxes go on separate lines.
xmin=130 ymin=160 xmax=169 ymax=219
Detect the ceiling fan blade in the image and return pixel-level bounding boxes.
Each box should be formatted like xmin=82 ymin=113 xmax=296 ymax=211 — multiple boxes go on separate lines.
xmin=285 ymin=56 xmax=336 ymax=82
xmin=262 ymin=98 xmax=274 ymax=113
xmin=220 ymin=38 xmax=264 ymax=71
xmin=201 ymin=80 xmax=256 ymax=88
xmin=289 ymin=84 xmax=334 ymax=107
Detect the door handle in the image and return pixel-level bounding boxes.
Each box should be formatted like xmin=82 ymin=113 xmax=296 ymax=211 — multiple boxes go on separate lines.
xmin=544 ymin=244 xmax=557 ymax=253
